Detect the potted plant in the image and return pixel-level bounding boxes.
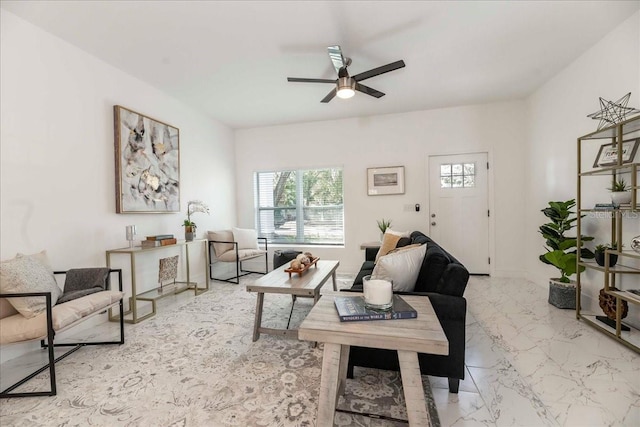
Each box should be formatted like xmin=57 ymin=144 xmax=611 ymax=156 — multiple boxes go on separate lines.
xmin=539 ymin=199 xmax=594 ymax=309
xmin=183 ymin=200 xmax=210 ymax=241
xmin=609 ymin=178 xmax=631 ymax=206
xmin=594 ymin=243 xmax=619 ymax=267
xmin=376 ymin=218 xmax=392 ymax=241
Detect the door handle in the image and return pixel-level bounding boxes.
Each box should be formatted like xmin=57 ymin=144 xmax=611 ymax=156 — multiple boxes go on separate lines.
xmin=431 ymin=222 xmax=436 ymax=226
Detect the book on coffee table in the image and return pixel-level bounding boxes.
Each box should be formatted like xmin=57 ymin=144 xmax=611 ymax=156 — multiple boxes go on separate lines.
xmin=334 ymin=295 xmax=417 ymax=322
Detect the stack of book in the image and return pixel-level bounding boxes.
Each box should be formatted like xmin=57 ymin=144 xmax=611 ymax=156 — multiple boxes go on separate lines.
xmin=593 ymin=203 xmax=615 ymax=210
xmin=141 ymin=235 xmax=176 ymax=248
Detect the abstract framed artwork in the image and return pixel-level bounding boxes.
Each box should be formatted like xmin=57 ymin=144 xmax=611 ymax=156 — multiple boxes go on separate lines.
xmin=592 ymin=138 xmax=639 ymax=168
xmin=367 ymin=166 xmax=405 ymax=196
xmin=114 ymin=105 xmax=180 ymax=213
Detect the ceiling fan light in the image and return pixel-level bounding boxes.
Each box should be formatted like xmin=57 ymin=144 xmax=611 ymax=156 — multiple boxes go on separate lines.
xmin=336 ymin=77 xmax=356 ymax=99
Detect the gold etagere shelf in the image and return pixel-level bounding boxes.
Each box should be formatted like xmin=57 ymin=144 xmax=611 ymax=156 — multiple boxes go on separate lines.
xmin=576 ymin=114 xmax=640 ymax=353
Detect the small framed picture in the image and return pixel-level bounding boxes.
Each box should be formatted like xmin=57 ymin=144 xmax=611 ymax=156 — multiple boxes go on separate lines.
xmin=367 ymin=166 xmax=405 ymax=196
xmin=593 ymin=138 xmax=639 ymax=168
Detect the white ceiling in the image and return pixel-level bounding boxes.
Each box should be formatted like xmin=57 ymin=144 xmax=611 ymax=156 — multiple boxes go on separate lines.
xmin=2 ymin=1 xmax=639 ymax=129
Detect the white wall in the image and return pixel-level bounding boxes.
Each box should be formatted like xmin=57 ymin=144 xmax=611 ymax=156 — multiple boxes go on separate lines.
xmin=526 ymin=12 xmax=640 ymax=316
xmin=1 ymin=11 xmax=236 ymax=360
xmin=235 ymin=101 xmax=527 ymax=276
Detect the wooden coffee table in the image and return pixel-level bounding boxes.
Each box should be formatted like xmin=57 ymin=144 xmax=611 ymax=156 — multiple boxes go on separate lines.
xmin=298 ymin=293 xmax=448 ymax=426
xmin=246 ymin=259 xmax=339 ymax=342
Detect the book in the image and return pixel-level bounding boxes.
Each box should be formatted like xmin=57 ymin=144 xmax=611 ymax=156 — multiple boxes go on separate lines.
xmin=141 ymin=240 xmax=161 ymax=248
xmin=160 ymin=238 xmax=177 ymax=246
xmin=593 ymin=203 xmax=615 ymax=210
xmin=334 ymin=295 xmax=417 ymax=322
xmin=146 ymin=234 xmax=174 ymax=241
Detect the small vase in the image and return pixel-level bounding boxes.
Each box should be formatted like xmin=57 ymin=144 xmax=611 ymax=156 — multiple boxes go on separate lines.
xmin=185 ymin=226 xmax=195 ymax=242
xmin=611 ymin=191 xmax=631 ymax=206
xmin=594 ymin=251 xmax=618 ymax=267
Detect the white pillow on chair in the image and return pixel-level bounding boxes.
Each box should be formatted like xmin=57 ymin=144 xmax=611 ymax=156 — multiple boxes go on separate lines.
xmin=232 ymin=227 xmax=259 ymax=250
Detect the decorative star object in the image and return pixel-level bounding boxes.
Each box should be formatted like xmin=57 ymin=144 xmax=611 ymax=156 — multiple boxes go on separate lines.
xmin=587 ymin=92 xmax=640 ymax=130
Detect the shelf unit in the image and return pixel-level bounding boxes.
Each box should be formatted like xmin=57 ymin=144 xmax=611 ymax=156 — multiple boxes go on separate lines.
xmin=105 ymin=239 xmax=210 ymax=323
xmin=576 ymin=114 xmax=640 ymax=353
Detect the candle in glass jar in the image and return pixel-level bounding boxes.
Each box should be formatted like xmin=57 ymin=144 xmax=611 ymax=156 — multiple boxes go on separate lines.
xmin=363 ymin=278 xmax=392 ymax=306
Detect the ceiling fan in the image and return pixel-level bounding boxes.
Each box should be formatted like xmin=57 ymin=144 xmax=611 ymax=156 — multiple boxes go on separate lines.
xmin=287 ymin=45 xmax=406 ymax=103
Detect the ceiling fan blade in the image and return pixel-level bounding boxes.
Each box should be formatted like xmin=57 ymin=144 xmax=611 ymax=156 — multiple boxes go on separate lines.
xmin=288 ymin=77 xmax=336 ymax=83
xmin=327 ymin=45 xmax=346 ymax=74
xmin=321 ymin=88 xmax=337 ymax=103
xmin=352 ymin=60 xmax=406 ymax=82
xmin=355 ymin=83 xmax=385 ymax=98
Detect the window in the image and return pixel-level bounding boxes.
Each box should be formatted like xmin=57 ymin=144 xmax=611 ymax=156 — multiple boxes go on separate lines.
xmin=440 ymin=163 xmax=475 ymax=188
xmin=254 ymin=168 xmax=344 ymax=245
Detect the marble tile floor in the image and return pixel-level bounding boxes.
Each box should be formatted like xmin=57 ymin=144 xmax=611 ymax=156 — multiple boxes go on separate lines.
xmin=442 ymin=276 xmax=639 ymax=427
xmin=1 ymin=275 xmax=638 ymax=426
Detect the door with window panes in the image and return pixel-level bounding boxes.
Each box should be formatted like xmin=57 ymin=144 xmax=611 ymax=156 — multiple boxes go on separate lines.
xmin=428 ymin=153 xmax=489 ymax=274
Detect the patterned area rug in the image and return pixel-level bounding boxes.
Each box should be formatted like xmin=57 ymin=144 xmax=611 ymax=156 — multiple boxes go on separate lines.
xmin=0 ymin=276 xmax=440 ymax=426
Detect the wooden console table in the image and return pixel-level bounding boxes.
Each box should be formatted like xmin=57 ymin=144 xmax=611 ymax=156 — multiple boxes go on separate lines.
xmin=106 ymin=239 xmax=209 ymax=323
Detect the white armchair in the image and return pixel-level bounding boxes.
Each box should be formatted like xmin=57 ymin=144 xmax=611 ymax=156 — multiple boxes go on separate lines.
xmin=207 ymin=228 xmax=268 ymax=284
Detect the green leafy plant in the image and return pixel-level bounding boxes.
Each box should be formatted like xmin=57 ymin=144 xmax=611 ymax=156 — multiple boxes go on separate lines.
xmin=608 ymin=178 xmax=629 ymax=192
xmin=539 ymin=199 xmax=594 ymax=283
xmin=377 ymin=218 xmax=392 ymax=234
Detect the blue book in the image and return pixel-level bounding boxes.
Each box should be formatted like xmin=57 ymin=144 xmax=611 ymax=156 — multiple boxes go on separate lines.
xmin=334 ymin=295 xmax=417 ymax=322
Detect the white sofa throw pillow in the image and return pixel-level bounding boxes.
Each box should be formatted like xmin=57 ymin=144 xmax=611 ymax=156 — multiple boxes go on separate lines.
xmin=372 ymin=244 xmax=426 ymax=292
xmin=232 ymin=227 xmax=259 ymax=250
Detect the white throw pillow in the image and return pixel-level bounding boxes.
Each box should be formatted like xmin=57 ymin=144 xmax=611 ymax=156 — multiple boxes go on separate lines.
xmin=232 ymin=227 xmax=259 ymax=250
xmin=0 ymin=254 xmax=62 ymax=318
xmin=372 ymin=244 xmax=426 ymax=292
xmin=208 ymin=230 xmax=234 ymax=256
xmin=385 ymin=228 xmax=410 ymax=238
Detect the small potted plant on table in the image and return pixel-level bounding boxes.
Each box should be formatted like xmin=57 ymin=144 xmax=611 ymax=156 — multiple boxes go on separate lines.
xmin=183 ymin=200 xmax=210 ymax=241
xmin=376 ymin=218 xmax=392 ymax=241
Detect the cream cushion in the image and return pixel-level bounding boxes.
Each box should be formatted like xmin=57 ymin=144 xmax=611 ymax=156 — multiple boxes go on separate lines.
xmin=0 ymin=290 xmax=124 ymax=344
xmin=372 ymin=244 xmax=426 ymax=292
xmin=217 ymin=248 xmax=266 ymax=262
xmin=208 ymin=230 xmax=235 ymax=256
xmin=385 ymin=228 xmax=410 ymax=238
xmin=232 ymin=227 xmax=259 ymax=250
xmin=375 ymin=232 xmax=402 ymax=263
xmin=0 ymin=254 xmax=62 ymax=318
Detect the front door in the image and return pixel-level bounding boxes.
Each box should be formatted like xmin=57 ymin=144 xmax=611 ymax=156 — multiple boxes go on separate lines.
xmin=428 ymin=153 xmax=490 ymax=274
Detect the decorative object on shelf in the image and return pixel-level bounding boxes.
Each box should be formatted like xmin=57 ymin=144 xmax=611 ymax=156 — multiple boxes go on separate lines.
xmin=183 ymin=200 xmax=210 ymax=241
xmin=376 ymin=218 xmax=392 ymax=241
xmin=594 ymin=244 xmax=618 ymax=267
xmin=631 ymin=235 xmax=640 ymax=254
xmin=367 ymin=166 xmax=405 ymax=196
xmin=608 ymin=178 xmax=632 ymax=206
xmin=587 ymin=92 xmax=640 ymax=130
xmin=593 ymin=138 xmax=639 ymax=168
xmin=114 ymin=105 xmax=180 ymax=213
xmin=597 ymin=287 xmax=629 ymax=331
xmin=158 ymin=255 xmax=179 ymax=292
xmin=125 ymin=225 xmax=137 ymax=248
xmin=539 ymin=199 xmax=594 ymax=309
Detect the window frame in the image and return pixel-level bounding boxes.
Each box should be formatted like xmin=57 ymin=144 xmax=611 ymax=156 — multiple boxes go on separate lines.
xmin=254 ymin=167 xmax=344 ymax=246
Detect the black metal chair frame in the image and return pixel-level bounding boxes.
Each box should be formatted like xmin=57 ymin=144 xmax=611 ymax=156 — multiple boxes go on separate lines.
xmin=209 ymin=237 xmax=268 ymax=284
xmin=0 ymin=268 xmax=125 ymax=398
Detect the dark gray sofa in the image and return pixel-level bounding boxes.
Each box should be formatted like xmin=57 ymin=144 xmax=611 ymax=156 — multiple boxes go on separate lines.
xmin=343 ymin=231 xmax=469 ymax=393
